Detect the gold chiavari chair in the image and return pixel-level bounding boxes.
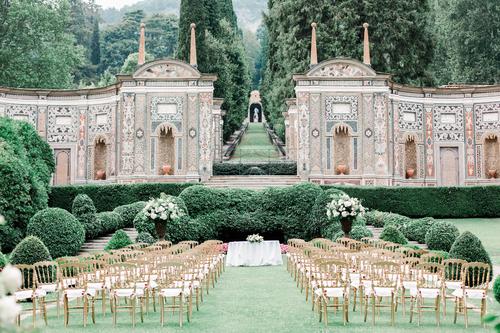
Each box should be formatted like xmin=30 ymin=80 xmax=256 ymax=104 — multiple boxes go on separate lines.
xmin=60 ymin=263 xmax=95 ymax=327
xmin=15 ymin=264 xmax=47 ymax=327
xmin=453 ymin=262 xmax=490 ymax=327
xmin=364 ymin=261 xmax=400 ymax=326
xmin=34 ymin=261 xmax=60 ymax=318
xmin=81 ymin=259 xmax=108 ymax=315
xmin=155 ymin=240 xmax=173 ymax=249
xmin=442 ymin=258 xmax=466 ymax=316
xmin=56 ymin=256 xmax=80 ymax=266
xmin=108 ymin=262 xmax=144 ymax=327
xmin=383 ymin=242 xmax=401 ymax=253
xmin=125 ymin=243 xmax=148 ymax=250
xmin=179 ymin=240 xmax=199 ymax=249
xmin=409 ymin=263 xmax=443 ymax=326
xmin=399 ymin=257 xmax=421 ymax=315
xmin=348 ymin=252 xmax=372 ymax=312
xmin=143 ymin=245 xmax=163 ymax=253
xmin=158 ymin=261 xmax=192 ymax=327
xmin=421 ymin=252 xmax=445 ymax=265
xmin=315 ymin=259 xmax=350 ymax=326
xmin=131 ymin=259 xmax=158 ymax=313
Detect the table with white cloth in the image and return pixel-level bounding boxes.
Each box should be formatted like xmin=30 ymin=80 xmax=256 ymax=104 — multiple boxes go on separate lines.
xmin=225 ymin=240 xmax=283 ymax=267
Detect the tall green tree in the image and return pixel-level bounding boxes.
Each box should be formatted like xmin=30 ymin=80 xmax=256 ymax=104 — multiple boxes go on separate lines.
xmin=145 ymin=13 xmax=179 ymax=59
xmin=90 ymin=17 xmax=101 ymax=65
xmin=0 ymin=0 xmax=84 ymax=89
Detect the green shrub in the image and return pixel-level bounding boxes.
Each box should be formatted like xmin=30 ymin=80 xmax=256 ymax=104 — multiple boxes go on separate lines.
xmin=243 ymin=166 xmax=265 ymax=175
xmin=49 ymin=183 xmax=195 ymax=212
xmin=165 ymin=216 xmax=201 ymax=243
xmin=10 ymin=236 xmax=52 ymax=265
xmin=331 ymin=230 xmax=344 ymax=241
xmin=113 ymin=201 xmax=146 ymax=228
xmin=98 ymin=212 xmax=124 ymax=235
xmin=405 ymin=217 xmax=435 ymax=243
xmin=383 ymin=213 xmax=411 ymax=230
xmin=380 ymin=225 xmax=408 ymax=245
xmin=134 ymin=211 xmax=157 ymax=238
xmin=27 ymin=208 xmax=85 ymax=258
xmin=72 ymin=194 xmax=100 ymax=240
xmin=425 ymin=221 xmax=460 ymax=251
xmin=135 ymin=232 xmax=156 ymax=245
xmin=364 ymin=210 xmax=387 ymax=228
xmin=0 ymin=224 xmax=23 ymax=254
xmin=350 ymin=226 xmax=373 ymax=241
xmin=212 ymin=161 xmax=297 ymax=176
xmin=309 ymin=188 xmax=347 ymax=237
xmin=493 ymin=275 xmax=500 ymax=304
xmin=322 ymin=223 xmax=342 ymax=239
xmin=449 ymin=231 xmax=492 ymax=269
xmin=429 ymin=250 xmax=449 ymax=260
xmin=105 ymin=230 xmax=133 ymax=251
xmin=0 ymin=251 xmax=7 ymax=268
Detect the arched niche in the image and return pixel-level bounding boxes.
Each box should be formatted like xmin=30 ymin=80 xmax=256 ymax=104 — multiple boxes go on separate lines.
xmin=54 ymin=149 xmax=70 ymax=185
xmin=484 ymin=134 xmax=499 ymax=179
xmin=333 ymin=125 xmax=351 ymax=175
xmin=249 ymin=103 xmax=263 ymax=123
xmin=404 ymin=135 xmax=417 ymax=179
xmin=94 ymin=136 xmax=107 ymax=180
xmin=157 ymin=124 xmax=176 ymax=175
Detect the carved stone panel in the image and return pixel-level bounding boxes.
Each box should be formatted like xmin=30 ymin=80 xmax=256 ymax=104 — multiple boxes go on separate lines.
xmin=198 ymin=93 xmax=213 ymax=176
xmin=120 ymin=94 xmax=135 ymax=174
xmin=433 ymin=105 xmax=464 ymax=141
xmin=373 ymin=94 xmax=388 ymax=174
xmin=47 ymin=106 xmax=79 ymax=143
xmin=297 ymin=93 xmax=310 ymax=175
xmin=5 ymin=105 xmax=37 ymax=127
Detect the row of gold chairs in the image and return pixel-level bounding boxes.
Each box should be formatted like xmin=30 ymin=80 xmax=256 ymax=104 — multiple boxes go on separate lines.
xmin=14 ymin=240 xmax=226 ymax=328
xmin=287 ymin=237 xmax=491 ymax=328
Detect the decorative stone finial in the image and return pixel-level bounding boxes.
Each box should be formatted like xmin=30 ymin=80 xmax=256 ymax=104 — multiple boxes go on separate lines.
xmin=310 ymin=22 xmax=318 ymax=66
xmin=138 ymin=23 xmax=146 ymax=66
xmin=190 ymin=23 xmax=197 ymax=68
xmin=363 ymin=22 xmax=371 ymax=66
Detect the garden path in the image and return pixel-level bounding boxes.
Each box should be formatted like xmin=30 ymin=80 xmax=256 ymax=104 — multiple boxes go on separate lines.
xmin=231 ymin=122 xmax=281 ymax=162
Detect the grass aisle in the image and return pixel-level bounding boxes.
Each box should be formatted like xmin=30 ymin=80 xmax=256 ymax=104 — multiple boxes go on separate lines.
xmin=231 ymin=123 xmax=281 ymax=162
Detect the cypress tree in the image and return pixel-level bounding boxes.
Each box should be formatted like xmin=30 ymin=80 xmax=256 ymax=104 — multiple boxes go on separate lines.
xmin=90 ymin=17 xmax=100 ymax=65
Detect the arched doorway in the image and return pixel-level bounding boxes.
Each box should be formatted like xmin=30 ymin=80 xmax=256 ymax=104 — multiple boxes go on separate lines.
xmin=249 ymin=103 xmax=263 ymax=123
xmin=54 ymin=149 xmax=71 ymax=185
xmin=94 ymin=137 xmax=107 ymax=180
xmin=404 ymin=135 xmax=417 ymax=179
xmin=484 ymin=134 xmax=499 ymax=178
xmin=157 ymin=124 xmax=176 ymax=175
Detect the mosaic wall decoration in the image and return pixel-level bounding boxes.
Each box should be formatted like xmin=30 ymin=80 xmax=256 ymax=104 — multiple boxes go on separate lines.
xmin=433 ymin=105 xmax=464 ymax=141
xmin=151 ymin=96 xmax=184 ymax=123
xmin=398 ymin=102 xmax=424 ymax=131
xmin=474 ymin=103 xmax=500 ymax=131
xmin=297 ymin=93 xmax=310 ymax=173
xmin=121 ymin=94 xmax=135 ymax=174
xmin=5 ymin=104 xmax=37 ymax=127
xmin=47 ymin=106 xmax=79 ymax=143
xmin=325 ymin=96 xmax=358 ymax=121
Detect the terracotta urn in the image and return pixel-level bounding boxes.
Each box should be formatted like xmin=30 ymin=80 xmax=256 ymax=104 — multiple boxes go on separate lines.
xmin=337 ymin=164 xmax=348 ymax=175
xmin=340 ymin=218 xmax=353 ymax=239
xmin=161 ymin=164 xmax=173 ymax=176
xmin=488 ymin=169 xmax=497 ymax=179
xmin=406 ymin=168 xmax=415 ymax=179
xmin=95 ymin=169 xmax=106 ymax=180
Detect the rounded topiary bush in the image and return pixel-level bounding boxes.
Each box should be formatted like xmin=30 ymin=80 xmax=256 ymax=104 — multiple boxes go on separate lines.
xmin=113 ymin=201 xmax=146 ymax=228
xmin=493 ymin=275 xmax=500 ymax=304
xmin=405 ymin=217 xmax=435 ymax=243
xmin=380 ymin=225 xmax=408 ymax=245
xmin=135 ymin=232 xmax=155 ymax=245
xmin=72 ymin=194 xmax=100 ymax=240
xmin=364 ymin=210 xmax=387 ymax=228
xmin=449 ymin=231 xmax=492 ymax=267
xmin=383 ymin=213 xmax=411 ymax=230
xmin=350 ymin=225 xmax=373 ymax=241
xmin=10 ymin=236 xmax=52 ymax=265
xmin=165 ymin=215 xmax=201 ymax=243
xmin=105 ymin=229 xmax=133 ymax=251
xmin=425 ymin=221 xmax=460 ymax=251
xmin=98 ymin=212 xmax=124 ymax=235
xmin=310 ymin=188 xmax=346 ymax=237
xmin=0 ymin=224 xmax=23 ymax=254
xmin=27 ymin=208 xmax=85 ymax=258
xmin=134 ymin=211 xmax=157 ymax=238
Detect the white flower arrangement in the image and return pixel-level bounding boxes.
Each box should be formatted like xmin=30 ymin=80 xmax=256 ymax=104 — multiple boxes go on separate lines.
xmin=143 ymin=193 xmax=185 ymax=222
xmin=246 ymin=234 xmax=264 ymax=243
xmin=0 ymin=264 xmax=22 ymax=326
xmin=326 ymin=194 xmax=366 ymax=221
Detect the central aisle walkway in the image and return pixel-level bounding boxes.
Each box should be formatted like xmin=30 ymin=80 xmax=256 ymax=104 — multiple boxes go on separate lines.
xmin=231 ymin=123 xmax=281 ymax=161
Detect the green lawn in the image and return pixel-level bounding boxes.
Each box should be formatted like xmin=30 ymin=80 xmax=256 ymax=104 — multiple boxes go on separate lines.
xmin=29 ymin=262 xmax=498 ymax=333
xmin=231 ymin=123 xmax=281 ymax=162
xmin=440 ymin=218 xmax=500 ymax=266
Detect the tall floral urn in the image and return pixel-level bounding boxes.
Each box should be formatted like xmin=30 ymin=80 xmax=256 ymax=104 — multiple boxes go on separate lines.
xmin=326 ymin=194 xmax=366 ymax=239
xmin=142 ymin=193 xmax=186 ymax=240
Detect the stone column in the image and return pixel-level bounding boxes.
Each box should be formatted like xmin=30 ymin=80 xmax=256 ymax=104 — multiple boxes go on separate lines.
xmin=297 ymin=92 xmax=310 ymax=180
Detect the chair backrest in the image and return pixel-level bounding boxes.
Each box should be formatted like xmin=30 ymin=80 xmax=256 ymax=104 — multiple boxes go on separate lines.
xmin=59 ymin=263 xmax=84 ymax=289
xmin=16 ymin=264 xmax=36 ymax=291
xmin=179 ymin=240 xmax=199 ymax=249
xmin=155 ymin=240 xmax=173 ymax=249
xmin=33 ymin=261 xmax=59 ymax=286
xmin=370 ymin=261 xmax=400 ymax=287
xmin=462 ymin=262 xmax=490 ymax=289
xmin=421 ymin=252 xmax=445 ymax=265
xmin=415 ymin=262 xmax=443 ymax=288
xmin=443 ymin=259 xmax=466 ymax=282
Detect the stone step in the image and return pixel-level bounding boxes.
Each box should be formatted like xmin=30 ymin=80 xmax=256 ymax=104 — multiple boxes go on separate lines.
xmin=78 ymin=228 xmax=138 ymax=254
xmin=366 ymin=226 xmax=428 ymax=249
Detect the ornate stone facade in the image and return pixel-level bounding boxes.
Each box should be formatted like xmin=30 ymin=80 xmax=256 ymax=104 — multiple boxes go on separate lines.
xmin=0 ymin=59 xmax=219 ymax=184
xmin=286 ymin=58 xmax=500 ymax=186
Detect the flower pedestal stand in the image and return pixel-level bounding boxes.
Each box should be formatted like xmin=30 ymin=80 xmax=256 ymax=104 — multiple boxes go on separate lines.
xmin=340 ymin=218 xmax=353 ymax=239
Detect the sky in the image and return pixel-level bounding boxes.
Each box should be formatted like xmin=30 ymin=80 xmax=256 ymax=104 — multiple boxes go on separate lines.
xmin=96 ymin=0 xmax=140 ymax=9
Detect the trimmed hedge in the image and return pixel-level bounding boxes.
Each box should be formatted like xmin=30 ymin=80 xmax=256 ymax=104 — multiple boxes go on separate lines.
xmin=380 ymin=225 xmax=408 ymax=245
xmin=0 ymin=251 xmax=7 ymax=268
xmin=404 ymin=217 xmax=435 ymax=243
xmin=27 ymin=208 xmax=85 ymax=258
xmin=494 ymin=275 xmax=500 ymax=304
xmin=113 ymin=202 xmax=146 ymax=228
xmin=136 ymin=232 xmax=155 ymax=245
xmin=213 ymin=162 xmax=297 ymax=176
xmin=321 ymin=185 xmax=500 ymax=218
xmin=350 ymin=226 xmax=373 ymax=241
xmin=449 ymin=231 xmax=492 ymax=268
xmin=98 ymin=212 xmax=124 ymax=235
xmin=72 ymin=194 xmax=100 ymax=240
xmin=425 ymin=221 xmax=460 ymax=252
xmin=105 ymin=230 xmax=132 ymax=251
xmin=49 ymin=183 xmax=195 ymax=212
xmin=10 ymin=236 xmax=52 ymax=265
xmin=364 ymin=211 xmax=388 ymax=228
xmin=309 ymin=188 xmax=346 ymax=237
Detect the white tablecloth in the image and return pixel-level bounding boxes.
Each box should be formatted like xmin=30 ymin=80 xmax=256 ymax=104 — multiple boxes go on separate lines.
xmin=226 ymin=241 xmax=283 ymax=267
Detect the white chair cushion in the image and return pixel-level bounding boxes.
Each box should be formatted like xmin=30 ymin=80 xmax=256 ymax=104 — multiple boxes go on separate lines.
xmin=372 ymin=287 xmax=394 ymax=297
xmin=445 ymin=281 xmax=462 ymax=290
xmin=39 ymin=284 xmax=58 ymax=293
xmin=112 ymin=288 xmax=144 ymax=298
xmin=314 ymin=287 xmax=345 ymax=298
xmin=410 ymin=288 xmax=440 ymax=298
xmin=64 ymin=288 xmax=95 ymax=301
xmin=402 ymin=281 xmax=417 ymax=290
xmin=87 ymin=282 xmax=105 ymax=291
xmin=15 ymin=289 xmax=47 ymax=301
xmin=452 ymin=289 xmax=486 ymax=299
xmin=160 ymin=288 xmax=190 ymax=298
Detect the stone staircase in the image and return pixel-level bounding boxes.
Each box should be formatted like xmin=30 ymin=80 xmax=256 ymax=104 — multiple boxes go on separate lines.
xmin=366 ymin=226 xmax=428 ymax=249
xmin=205 ymin=175 xmax=301 ymax=190
xmin=79 ymin=227 xmax=138 ymax=254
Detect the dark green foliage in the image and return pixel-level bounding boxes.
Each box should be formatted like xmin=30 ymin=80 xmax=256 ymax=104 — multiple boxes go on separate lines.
xmin=350 ymin=226 xmax=373 ymax=241
xmin=405 ymin=217 xmax=435 ymax=243
xmin=243 ymin=167 xmax=265 ymax=175
xmin=105 ymin=230 xmax=133 ymax=251
xmin=166 ymin=216 xmax=202 ymax=243
xmin=380 ymin=225 xmax=408 ymax=245
xmin=134 ymin=211 xmax=157 ymax=238
xmin=0 ymin=223 xmax=23 ymax=255
xmin=135 ymin=232 xmax=156 ymax=245
xmin=27 ymin=208 xmax=85 ymax=258
xmin=10 ymin=236 xmax=51 ymax=265
xmin=213 ymin=162 xmax=297 ymax=176
xmin=449 ymin=231 xmax=492 ymax=268
xmin=72 ymin=194 xmax=100 ymax=240
xmin=383 ymin=213 xmax=412 ymax=230
xmin=97 ymin=212 xmax=125 ymax=235
xmin=425 ymin=221 xmax=460 ymax=252
xmin=0 ymin=251 xmax=7 ymax=268
xmin=493 ymin=275 xmax=500 ymax=304
xmin=364 ymin=211 xmax=388 ymax=228
xmin=321 ymin=185 xmax=500 ymax=218
xmin=113 ymin=202 xmax=147 ymax=228
xmin=331 ymin=231 xmax=345 ymax=242
xmin=49 ymin=183 xmax=194 ymax=212
xmin=310 ymin=188 xmax=347 ymax=237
